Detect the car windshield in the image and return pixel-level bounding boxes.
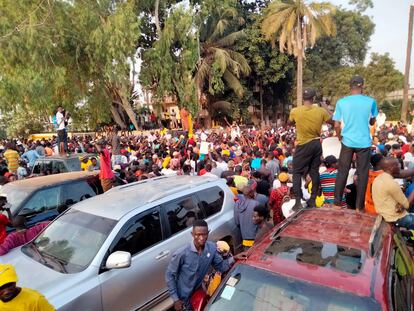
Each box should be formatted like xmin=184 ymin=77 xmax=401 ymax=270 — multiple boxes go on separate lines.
xmin=22 ymin=209 xmax=116 ymax=274
xmin=207 ymin=265 xmax=380 ymax=311
xmin=0 ymin=184 xmax=32 ymax=214
xmin=66 ymin=158 xmax=81 ymax=171
xmin=264 ymin=236 xmax=365 ymax=274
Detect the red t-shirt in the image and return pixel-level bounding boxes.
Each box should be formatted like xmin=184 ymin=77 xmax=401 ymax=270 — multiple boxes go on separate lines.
xmin=99 ymin=149 xmax=114 ymax=180
xmin=0 ymin=214 xmax=9 ymax=244
xmin=402 ymin=144 xmax=410 ymax=156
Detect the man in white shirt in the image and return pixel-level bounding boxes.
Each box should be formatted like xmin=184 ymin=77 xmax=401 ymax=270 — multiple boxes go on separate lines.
xmin=56 ymin=106 xmax=67 ymax=155
xmin=377 ymin=109 xmax=386 ymax=130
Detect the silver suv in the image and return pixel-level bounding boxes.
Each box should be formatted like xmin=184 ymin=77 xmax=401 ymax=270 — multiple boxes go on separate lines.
xmin=0 ymin=175 xmax=240 ymax=310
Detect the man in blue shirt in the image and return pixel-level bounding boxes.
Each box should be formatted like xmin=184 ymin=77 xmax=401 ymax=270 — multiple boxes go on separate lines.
xmin=21 ymin=148 xmax=41 ymax=170
xmin=333 ymin=75 xmax=378 ymax=211
xmin=165 ymin=220 xmax=234 ymax=310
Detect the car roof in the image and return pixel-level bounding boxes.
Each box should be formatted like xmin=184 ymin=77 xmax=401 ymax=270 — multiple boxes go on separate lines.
xmin=243 ymin=208 xmax=389 ymax=297
xmin=72 ymin=175 xmax=223 ymax=220
xmin=3 ymin=171 xmax=98 ymax=190
xmin=36 ymin=154 xmax=82 ymax=161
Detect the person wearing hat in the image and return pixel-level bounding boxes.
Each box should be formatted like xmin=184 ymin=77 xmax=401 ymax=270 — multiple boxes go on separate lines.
xmin=269 ymin=172 xmax=291 ymax=225
xmin=289 ymin=87 xmax=331 ymax=210
xmin=0 ymin=264 xmax=54 ymax=310
xmin=320 ymin=155 xmax=346 ymax=207
xmin=96 ymin=139 xmax=114 ymax=192
xmin=333 ymin=75 xmax=378 ymax=211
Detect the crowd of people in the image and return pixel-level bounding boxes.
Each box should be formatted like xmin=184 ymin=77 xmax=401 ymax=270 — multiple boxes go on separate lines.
xmin=2 ymin=75 xmax=414 ymax=310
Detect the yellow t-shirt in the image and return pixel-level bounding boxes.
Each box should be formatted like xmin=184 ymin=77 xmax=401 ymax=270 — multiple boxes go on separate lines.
xmin=81 ymin=160 xmax=92 ymax=171
xmin=0 ymin=288 xmax=55 ymax=311
xmin=3 ymin=149 xmax=19 ymax=173
xmin=289 ymin=105 xmax=330 ymax=145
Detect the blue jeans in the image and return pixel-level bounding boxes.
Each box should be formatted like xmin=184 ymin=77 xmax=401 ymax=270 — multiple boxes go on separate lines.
xmin=396 ymin=213 xmax=414 ymax=230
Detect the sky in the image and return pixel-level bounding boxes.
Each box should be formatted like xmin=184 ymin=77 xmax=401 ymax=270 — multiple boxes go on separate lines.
xmin=328 ymin=0 xmax=414 ymax=84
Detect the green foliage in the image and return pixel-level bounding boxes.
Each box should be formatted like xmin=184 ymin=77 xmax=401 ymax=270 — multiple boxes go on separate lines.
xmin=140 ymin=6 xmax=199 ymax=115
xmin=348 ymin=0 xmax=373 ymax=12
xmin=381 ymin=100 xmax=414 ymax=121
xmin=0 ymin=0 xmax=140 ymax=134
xmin=363 ymin=53 xmax=404 ymax=104
xmin=304 ymin=7 xmax=375 ymax=87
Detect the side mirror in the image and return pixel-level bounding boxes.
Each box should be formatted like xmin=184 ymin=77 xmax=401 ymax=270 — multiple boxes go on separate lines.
xmin=105 ymin=251 xmax=131 ymax=269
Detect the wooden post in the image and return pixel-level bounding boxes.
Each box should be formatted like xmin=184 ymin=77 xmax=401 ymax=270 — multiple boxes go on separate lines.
xmin=402 ymin=5 xmax=414 ymax=122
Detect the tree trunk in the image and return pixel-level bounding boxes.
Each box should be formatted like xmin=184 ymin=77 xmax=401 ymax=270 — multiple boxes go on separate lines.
xmin=154 ymin=0 xmax=161 ymax=36
xmin=402 ymin=5 xmax=414 ymax=122
xmin=110 ymin=104 xmax=127 ymax=129
xmin=296 ymin=54 xmax=303 ymax=106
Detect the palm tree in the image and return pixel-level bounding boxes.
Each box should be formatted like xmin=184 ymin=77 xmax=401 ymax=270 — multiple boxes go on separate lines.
xmin=194 ymin=6 xmax=251 ymax=105
xmin=262 ymin=0 xmax=336 ymax=105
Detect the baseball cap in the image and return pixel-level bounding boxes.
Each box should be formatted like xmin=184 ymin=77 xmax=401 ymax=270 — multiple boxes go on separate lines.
xmin=0 ymin=264 xmax=18 ymax=287
xmin=278 ymin=172 xmax=289 ymax=183
xmin=350 ymin=75 xmax=364 ymax=87
xmin=303 ymin=88 xmax=316 ymax=100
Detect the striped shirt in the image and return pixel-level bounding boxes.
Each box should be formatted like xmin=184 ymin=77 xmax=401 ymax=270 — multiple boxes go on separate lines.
xmin=3 ymin=149 xmax=19 ymax=173
xmin=320 ymin=168 xmax=346 ymax=206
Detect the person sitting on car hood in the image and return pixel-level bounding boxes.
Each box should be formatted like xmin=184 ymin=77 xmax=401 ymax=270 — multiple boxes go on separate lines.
xmin=0 ymin=216 xmax=49 ymax=256
xmin=165 ymin=220 xmax=235 ymax=311
xmin=0 ymin=264 xmax=54 ymax=310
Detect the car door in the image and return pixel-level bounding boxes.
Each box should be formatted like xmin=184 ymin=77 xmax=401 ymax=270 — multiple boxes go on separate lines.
xmin=18 ymin=186 xmax=61 ymax=227
xmin=99 ymin=207 xmax=168 ymax=311
xmin=388 ymin=232 xmax=413 ymax=311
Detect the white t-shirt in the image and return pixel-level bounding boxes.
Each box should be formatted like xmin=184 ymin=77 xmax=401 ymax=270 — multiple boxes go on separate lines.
xmin=56 ymin=112 xmax=65 ymax=130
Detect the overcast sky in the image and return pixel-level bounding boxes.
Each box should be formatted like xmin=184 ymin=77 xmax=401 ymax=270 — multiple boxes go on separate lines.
xmin=327 ymin=0 xmax=414 ymax=85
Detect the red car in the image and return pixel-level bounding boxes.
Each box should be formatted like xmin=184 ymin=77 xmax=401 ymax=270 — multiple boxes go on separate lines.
xmin=204 ymin=208 xmax=414 ymax=311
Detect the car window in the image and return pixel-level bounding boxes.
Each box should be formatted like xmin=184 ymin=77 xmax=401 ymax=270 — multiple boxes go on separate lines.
xmin=163 ymin=196 xmax=202 ymax=235
xmin=390 ymin=234 xmax=412 ymax=311
xmin=22 ymin=209 xmax=116 ymax=274
xmin=32 ymin=163 xmax=41 ymax=175
xmin=19 ymin=186 xmax=61 ymax=216
xmin=67 ymin=158 xmax=81 ymax=171
xmin=112 ymin=209 xmax=162 ymax=257
xmin=61 ymin=181 xmax=96 ymax=206
xmin=196 ymin=187 xmax=225 ymax=218
xmin=53 ymin=161 xmax=67 ymax=174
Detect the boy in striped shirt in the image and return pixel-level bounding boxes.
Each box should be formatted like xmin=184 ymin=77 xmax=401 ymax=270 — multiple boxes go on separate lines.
xmin=320 ymin=155 xmax=347 ymax=207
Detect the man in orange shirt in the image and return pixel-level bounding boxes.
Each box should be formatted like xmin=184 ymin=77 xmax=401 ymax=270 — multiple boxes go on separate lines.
xmin=366 ymin=153 xmax=414 ymax=215
xmin=365 ymin=154 xmax=383 ymax=215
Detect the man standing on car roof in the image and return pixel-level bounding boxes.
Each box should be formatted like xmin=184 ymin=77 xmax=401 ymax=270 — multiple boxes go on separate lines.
xmin=289 ymin=88 xmax=331 ymax=211
xmin=166 ymin=220 xmax=234 ymax=311
xmin=333 ymin=76 xmax=378 ymax=211
xmin=96 ymin=139 xmax=114 ymax=192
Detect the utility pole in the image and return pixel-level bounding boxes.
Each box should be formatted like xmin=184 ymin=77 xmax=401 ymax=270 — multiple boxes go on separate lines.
xmin=402 ymin=5 xmax=414 ymax=122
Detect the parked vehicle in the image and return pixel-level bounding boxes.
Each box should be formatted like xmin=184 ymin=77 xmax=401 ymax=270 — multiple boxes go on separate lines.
xmin=205 ymin=208 xmax=414 ymax=311
xmin=0 ymin=171 xmax=102 ymax=230
xmin=31 ymin=155 xmax=83 ymax=175
xmin=0 ymin=175 xmax=240 ymax=311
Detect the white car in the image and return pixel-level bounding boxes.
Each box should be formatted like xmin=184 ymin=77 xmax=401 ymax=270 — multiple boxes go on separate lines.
xmin=1 ymin=175 xmax=240 ymax=310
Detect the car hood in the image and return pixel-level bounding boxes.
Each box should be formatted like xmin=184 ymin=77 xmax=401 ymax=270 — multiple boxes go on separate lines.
xmin=0 ymin=247 xmax=89 ymax=303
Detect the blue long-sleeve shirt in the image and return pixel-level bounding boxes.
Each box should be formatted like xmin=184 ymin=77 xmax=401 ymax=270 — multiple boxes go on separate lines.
xmin=165 ymin=241 xmax=234 ymax=305
xmin=21 ymin=150 xmax=41 ymax=168
xmin=234 ymin=195 xmax=259 ymax=240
